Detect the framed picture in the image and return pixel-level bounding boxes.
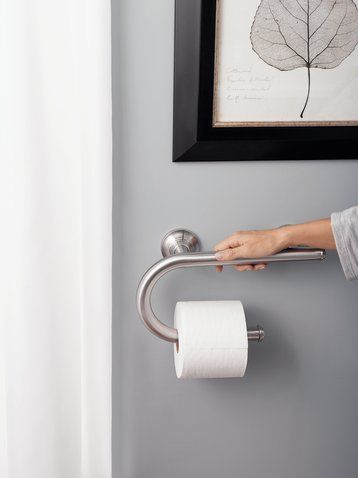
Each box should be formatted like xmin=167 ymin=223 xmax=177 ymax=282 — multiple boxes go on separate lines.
xmin=173 ymin=0 xmax=358 ymax=161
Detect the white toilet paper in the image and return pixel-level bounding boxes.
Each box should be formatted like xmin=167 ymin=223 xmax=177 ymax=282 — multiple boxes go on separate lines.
xmin=174 ymin=301 xmax=248 ymax=379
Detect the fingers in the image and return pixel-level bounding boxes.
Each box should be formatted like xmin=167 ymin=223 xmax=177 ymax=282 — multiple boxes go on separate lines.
xmin=216 ymin=263 xmax=267 ymax=272
xmin=254 ymin=263 xmax=267 ymax=271
xmin=234 ymin=263 xmax=267 ymax=272
xmin=234 ymin=264 xmax=254 ymax=271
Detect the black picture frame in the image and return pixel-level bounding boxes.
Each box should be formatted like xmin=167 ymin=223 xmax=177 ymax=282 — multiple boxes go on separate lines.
xmin=173 ymin=0 xmax=358 ymax=162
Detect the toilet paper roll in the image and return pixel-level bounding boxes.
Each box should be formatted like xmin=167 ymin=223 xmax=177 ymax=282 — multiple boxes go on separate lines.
xmin=174 ymin=301 xmax=248 ymax=379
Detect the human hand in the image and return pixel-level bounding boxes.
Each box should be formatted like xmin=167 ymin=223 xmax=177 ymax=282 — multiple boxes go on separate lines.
xmin=214 ymin=228 xmax=289 ymax=272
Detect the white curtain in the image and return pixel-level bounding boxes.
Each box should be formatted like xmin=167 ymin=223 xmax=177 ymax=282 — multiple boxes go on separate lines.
xmin=0 ymin=1 xmax=112 ymax=477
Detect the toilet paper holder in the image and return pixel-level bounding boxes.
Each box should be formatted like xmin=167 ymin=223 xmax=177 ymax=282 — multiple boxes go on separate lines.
xmin=136 ymin=229 xmax=326 ymax=344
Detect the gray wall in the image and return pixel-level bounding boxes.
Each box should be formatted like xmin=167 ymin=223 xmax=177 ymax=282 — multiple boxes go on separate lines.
xmin=112 ymin=1 xmax=358 ymax=477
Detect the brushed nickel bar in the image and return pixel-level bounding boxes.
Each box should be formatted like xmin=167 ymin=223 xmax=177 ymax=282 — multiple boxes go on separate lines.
xmin=136 ymin=229 xmax=326 ymax=344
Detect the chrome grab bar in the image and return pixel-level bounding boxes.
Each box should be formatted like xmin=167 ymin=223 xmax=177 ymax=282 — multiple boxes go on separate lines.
xmin=136 ymin=229 xmax=326 ymax=344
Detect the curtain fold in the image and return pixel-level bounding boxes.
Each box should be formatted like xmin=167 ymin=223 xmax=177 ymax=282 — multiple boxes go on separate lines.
xmin=0 ymin=1 xmax=112 ymax=477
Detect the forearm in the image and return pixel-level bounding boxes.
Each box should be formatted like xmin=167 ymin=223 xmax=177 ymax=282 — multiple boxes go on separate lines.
xmin=277 ymin=218 xmax=336 ymax=250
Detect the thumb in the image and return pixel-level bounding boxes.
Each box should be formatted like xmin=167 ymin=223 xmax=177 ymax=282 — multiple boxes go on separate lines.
xmin=215 ymin=246 xmax=248 ymax=261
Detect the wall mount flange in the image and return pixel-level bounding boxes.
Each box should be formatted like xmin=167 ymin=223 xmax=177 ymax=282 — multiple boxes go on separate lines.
xmin=161 ymin=228 xmax=200 ymax=257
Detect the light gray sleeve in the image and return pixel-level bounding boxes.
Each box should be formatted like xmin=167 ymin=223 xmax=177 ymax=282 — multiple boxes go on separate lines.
xmin=331 ymin=206 xmax=358 ymax=281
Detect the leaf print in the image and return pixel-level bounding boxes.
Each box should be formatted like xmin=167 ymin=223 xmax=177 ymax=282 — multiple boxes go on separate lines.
xmin=250 ymin=0 xmax=358 ymax=117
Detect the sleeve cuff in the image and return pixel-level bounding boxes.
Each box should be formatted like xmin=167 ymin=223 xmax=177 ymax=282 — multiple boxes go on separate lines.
xmin=331 ymin=211 xmax=356 ymax=281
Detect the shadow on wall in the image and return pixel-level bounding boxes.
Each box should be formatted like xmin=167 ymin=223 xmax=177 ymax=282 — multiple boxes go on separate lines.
xmin=246 ymin=305 xmax=299 ymax=382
